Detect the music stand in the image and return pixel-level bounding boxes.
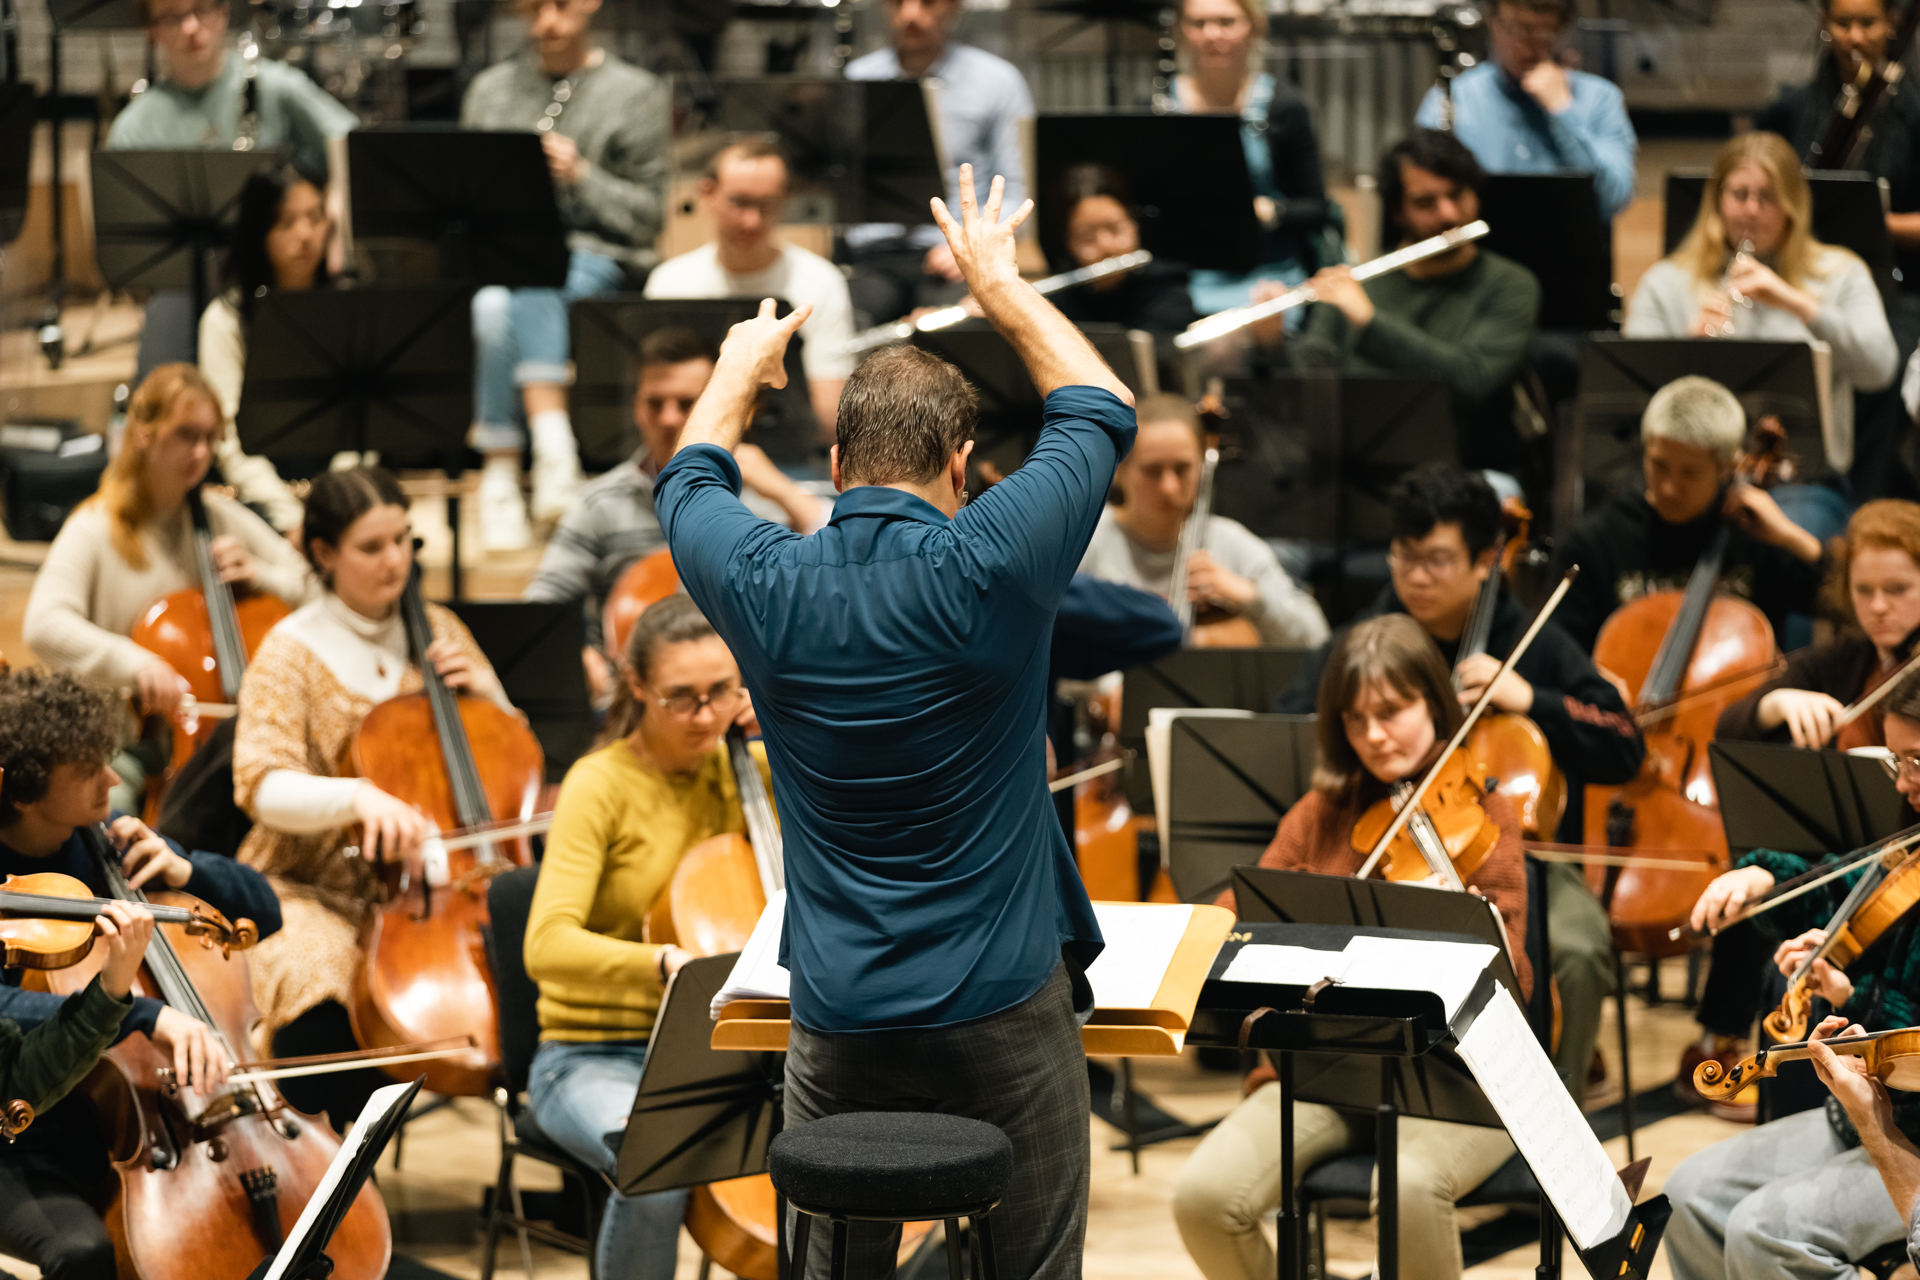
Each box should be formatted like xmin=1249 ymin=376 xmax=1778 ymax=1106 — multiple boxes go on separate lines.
xmin=1477 ymin=173 xmax=1615 ymax=332
xmin=1708 ymin=740 xmax=1914 ymax=859
xmin=1664 ymin=169 xmax=1898 ymax=310
xmin=0 ymin=82 xmax=31 ymax=245
xmin=447 ymin=602 xmax=593 ymax=783
xmin=47 ymin=0 xmax=243 ymax=26
xmin=1116 ymin=650 xmax=1311 ymax=812
xmin=569 ymin=297 xmax=815 ymax=470
xmin=89 ymin=149 xmax=289 ymax=320
xmin=1035 ymin=113 xmax=1260 ymax=274
xmin=615 ymin=953 xmax=784 ymax=1196
xmin=1574 ymin=338 xmax=1827 ymax=508
xmin=346 ymin=128 xmax=570 ymax=287
xmin=1161 ymin=713 xmax=1316 ymax=901
xmin=710 ymin=79 xmax=944 ymax=226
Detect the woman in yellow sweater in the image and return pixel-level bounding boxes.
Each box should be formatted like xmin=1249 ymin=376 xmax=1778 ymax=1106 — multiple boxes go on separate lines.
xmin=524 ymin=592 xmax=765 ymax=1279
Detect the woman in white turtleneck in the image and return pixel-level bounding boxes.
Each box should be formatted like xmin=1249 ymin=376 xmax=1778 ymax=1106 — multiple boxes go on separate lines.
xmin=232 ymin=466 xmax=515 ymax=1128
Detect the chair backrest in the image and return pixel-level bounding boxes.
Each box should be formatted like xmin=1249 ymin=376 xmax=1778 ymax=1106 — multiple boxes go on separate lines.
xmin=484 ymin=864 xmax=545 ymax=1097
xmin=1522 ymin=854 xmax=1554 ymax=1050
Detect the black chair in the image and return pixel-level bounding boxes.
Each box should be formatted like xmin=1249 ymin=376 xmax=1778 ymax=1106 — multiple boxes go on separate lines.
xmin=769 ymin=1111 xmax=1012 ymax=1280
xmin=1300 ymin=854 xmax=1558 ymax=1273
xmin=480 ymin=864 xmax=610 ymax=1279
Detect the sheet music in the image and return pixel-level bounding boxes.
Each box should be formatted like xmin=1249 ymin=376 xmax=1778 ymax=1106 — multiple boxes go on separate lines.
xmin=1455 ymin=990 xmax=1631 ymax=1250
xmin=1219 ymin=943 xmax=1351 ymax=987
xmin=1147 ymin=707 xmax=1254 ymax=855
xmin=711 ymin=890 xmax=790 ymax=1018
xmin=1219 ymin=936 xmax=1495 ymax=1021
xmin=263 ymin=1079 xmax=417 ymax=1280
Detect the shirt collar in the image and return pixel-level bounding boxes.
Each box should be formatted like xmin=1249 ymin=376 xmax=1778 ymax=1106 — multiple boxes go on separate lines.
xmin=828 ymin=484 xmax=951 ymax=527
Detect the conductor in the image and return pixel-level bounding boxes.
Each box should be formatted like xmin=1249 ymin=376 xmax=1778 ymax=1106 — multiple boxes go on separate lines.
xmin=654 ymin=165 xmax=1136 ymax=1278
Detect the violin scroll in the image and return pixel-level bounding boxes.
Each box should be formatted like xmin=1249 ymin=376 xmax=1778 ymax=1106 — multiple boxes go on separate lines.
xmin=1693 ymin=1050 xmax=1771 ymax=1100
xmin=1 ymin=1098 xmax=33 ymax=1142
xmin=1762 ymin=982 xmax=1812 ymax=1045
xmin=181 ymin=906 xmax=258 ymax=956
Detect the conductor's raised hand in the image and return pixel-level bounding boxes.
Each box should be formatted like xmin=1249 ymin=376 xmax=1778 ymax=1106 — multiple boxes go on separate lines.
xmin=719 ymin=298 xmax=812 ymax=390
xmin=929 ymin=165 xmax=1030 ymax=297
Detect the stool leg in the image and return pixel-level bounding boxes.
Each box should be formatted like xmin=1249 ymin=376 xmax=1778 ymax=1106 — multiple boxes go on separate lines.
xmin=944 ymin=1219 xmax=965 ymax=1280
xmin=830 ymin=1218 xmax=850 ymax=1280
xmin=790 ymin=1212 xmax=814 ymax=1280
xmin=972 ymin=1213 xmax=1000 ymax=1280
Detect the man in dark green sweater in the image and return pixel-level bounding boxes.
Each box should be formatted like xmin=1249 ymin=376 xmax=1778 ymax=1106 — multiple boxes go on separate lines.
xmin=1285 ymin=128 xmax=1542 ymax=477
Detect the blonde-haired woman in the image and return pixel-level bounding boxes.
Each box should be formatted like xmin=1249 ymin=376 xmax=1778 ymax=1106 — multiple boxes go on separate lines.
xmin=1626 ymin=131 xmax=1897 ymax=478
xmin=24 ymin=363 xmax=314 ymax=806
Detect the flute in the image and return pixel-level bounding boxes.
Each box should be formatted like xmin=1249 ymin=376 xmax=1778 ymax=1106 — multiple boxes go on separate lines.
xmin=1172 ymin=220 xmax=1491 ymax=350
xmin=842 ymin=250 xmax=1154 ymax=356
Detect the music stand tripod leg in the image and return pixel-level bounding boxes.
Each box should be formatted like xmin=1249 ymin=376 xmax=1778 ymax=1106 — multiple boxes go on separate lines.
xmin=1614 ymin=949 xmax=1635 ymax=1163
xmin=1535 ymin=1192 xmax=1563 ymax=1280
xmin=1377 ymin=1058 xmax=1397 ymax=1280
xmin=1278 ymin=1051 xmax=1298 ymax=1280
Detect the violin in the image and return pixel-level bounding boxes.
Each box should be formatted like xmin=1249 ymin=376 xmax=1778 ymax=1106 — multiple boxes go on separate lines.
xmin=128 ymin=489 xmax=291 ymax=808
xmin=349 ymin=564 xmax=543 ymax=1097
xmin=1584 ymin=422 xmax=1790 ymax=955
xmin=1 ymin=870 xmax=255 ymax=969
xmin=1 ymin=1099 xmax=31 ymax=1141
xmin=603 ymin=549 xmax=682 ymax=665
xmin=1763 ymin=833 xmax=1920 ymax=1041
xmin=30 ymin=825 xmax=391 ymax=1280
xmin=1694 ymin=1025 xmax=1920 ymax=1099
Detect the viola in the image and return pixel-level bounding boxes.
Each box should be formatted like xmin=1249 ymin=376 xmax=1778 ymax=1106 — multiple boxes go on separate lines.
xmin=31 ymin=825 xmax=391 ymax=1280
xmin=1584 ymin=425 xmax=1788 ymax=955
xmin=1694 ymin=1025 xmax=1920 ymax=1099
xmin=349 ymin=565 xmax=543 ymax=1097
xmin=604 ymin=549 xmax=682 ymax=664
xmin=128 ymin=489 xmax=290 ymax=807
xmin=1763 ymin=835 xmax=1920 ymax=1041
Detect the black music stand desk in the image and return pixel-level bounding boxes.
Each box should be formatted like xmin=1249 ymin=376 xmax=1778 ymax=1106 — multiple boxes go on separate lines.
xmin=1151 ymin=710 xmax=1316 ymax=899
xmin=90 ymin=149 xmax=289 ymax=319
xmin=447 ymin=601 xmax=594 ymax=783
xmin=1118 ymin=652 xmax=1312 ymax=815
xmin=1709 ymin=739 xmax=1915 ymax=858
xmin=1478 ymin=173 xmax=1615 ymax=332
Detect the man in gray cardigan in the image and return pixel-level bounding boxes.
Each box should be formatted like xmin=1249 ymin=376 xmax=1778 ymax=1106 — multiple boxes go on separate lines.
xmin=462 ymin=0 xmax=669 ymax=549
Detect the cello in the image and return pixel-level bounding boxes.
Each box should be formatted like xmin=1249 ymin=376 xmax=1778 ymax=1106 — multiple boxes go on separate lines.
xmin=1584 ymin=434 xmax=1790 ymax=957
xmin=349 ymin=564 xmax=544 ymax=1097
xmin=34 ymin=825 xmax=390 ymax=1280
xmin=604 ymin=550 xmax=682 ymax=663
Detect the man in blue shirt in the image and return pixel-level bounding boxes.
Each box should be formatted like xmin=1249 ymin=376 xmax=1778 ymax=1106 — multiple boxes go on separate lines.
xmin=656 ymin=165 xmax=1134 ymax=1279
xmin=1415 ymin=0 xmax=1637 ymax=219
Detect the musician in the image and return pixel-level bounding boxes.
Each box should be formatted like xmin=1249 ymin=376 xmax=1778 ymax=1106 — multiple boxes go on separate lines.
xmin=232 ymin=467 xmax=514 ymax=1128
xmin=1045 ymin=164 xmax=1198 ymax=335
xmin=1174 ymin=613 xmax=1531 ymax=1280
xmin=1805 ymin=1014 xmax=1920 ymax=1276
xmin=23 ymin=364 xmax=315 ymax=812
xmin=654 ymin=167 xmax=1130 ymax=1277
xmin=643 ymin=138 xmax=855 ymax=438
xmin=0 ymin=898 xmax=149 ymax=1122
xmin=1157 ymin=0 xmax=1339 ymax=312
xmin=107 ymin=0 xmax=355 ymax=181
xmin=1274 ymin=463 xmax=1638 ymax=1100
xmin=521 ymin=327 xmax=826 ymax=698
xmin=1413 ymin=0 xmax=1637 ymax=218
xmin=464 ymin=0 xmax=670 ymax=547
xmin=523 ymin=593 xmax=766 ymax=1277
xmin=1077 ymin=392 xmax=1328 ymax=646
xmin=1282 ymin=130 xmax=1542 ymax=478
xmin=197 ymin=163 xmax=329 ymax=533
xmin=1549 ymin=375 xmax=1827 ymax=655
xmin=1720 ymin=498 xmax=1920 ymax=748
xmin=1664 ymin=672 xmax=1920 ymax=1278
xmin=842 ymin=0 xmax=1035 ymax=324
xmin=0 ymin=667 xmax=282 ymax=1280
xmin=1626 ymin=131 xmax=1897 ymax=511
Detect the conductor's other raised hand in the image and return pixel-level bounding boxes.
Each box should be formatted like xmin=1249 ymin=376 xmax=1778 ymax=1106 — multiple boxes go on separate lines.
xmin=930 ymin=165 xmax=1030 ymax=298
xmin=720 ymin=299 xmax=813 ymax=390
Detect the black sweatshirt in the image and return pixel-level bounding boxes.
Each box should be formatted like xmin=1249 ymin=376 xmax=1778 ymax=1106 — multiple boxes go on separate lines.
xmin=1549 ymin=489 xmax=1828 ymax=656
xmin=1052 ymin=259 xmax=1200 ymax=335
xmin=1716 ymin=633 xmax=1881 ymax=742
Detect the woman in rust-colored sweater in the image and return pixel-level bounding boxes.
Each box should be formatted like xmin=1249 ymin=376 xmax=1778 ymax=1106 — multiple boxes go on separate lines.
xmin=1176 ymin=613 xmax=1529 ymax=1280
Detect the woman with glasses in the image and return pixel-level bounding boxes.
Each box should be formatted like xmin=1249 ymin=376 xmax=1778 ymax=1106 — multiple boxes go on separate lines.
xmin=1045 ymin=163 xmax=1198 ymax=337
xmin=1719 ymin=499 xmax=1920 ymax=748
xmin=229 ymin=467 xmax=517 ymax=1130
xmin=519 ymin=592 xmax=761 ymax=1279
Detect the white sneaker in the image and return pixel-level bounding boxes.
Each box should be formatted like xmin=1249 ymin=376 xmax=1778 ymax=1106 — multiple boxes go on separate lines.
xmin=411 ymin=493 xmax=454 ymax=567
xmin=478 ymin=468 xmax=532 ymax=552
xmin=529 ymin=412 xmax=583 ymax=523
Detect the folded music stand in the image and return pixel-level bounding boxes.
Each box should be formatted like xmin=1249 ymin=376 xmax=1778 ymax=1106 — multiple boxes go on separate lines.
xmin=446 ymin=601 xmax=594 ymax=783
xmin=1708 ymin=740 xmax=1914 ymax=859
xmin=0 ymin=82 xmax=32 ymax=246
xmin=1118 ymin=649 xmax=1313 ymax=813
xmin=345 ymin=127 xmax=570 ymax=287
xmin=1478 ymin=173 xmax=1615 ymax=331
xmin=1664 ymin=169 xmax=1898 ymax=311
xmin=1159 ymin=712 xmax=1316 ymax=902
xmin=569 ymin=296 xmax=816 ymax=470
xmin=90 ymin=149 xmax=289 ymax=319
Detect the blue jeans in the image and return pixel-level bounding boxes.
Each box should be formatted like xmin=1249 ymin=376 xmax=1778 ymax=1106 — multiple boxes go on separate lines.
xmin=526 ymin=1038 xmax=688 ymax=1280
xmin=471 ymin=249 xmax=628 ymax=451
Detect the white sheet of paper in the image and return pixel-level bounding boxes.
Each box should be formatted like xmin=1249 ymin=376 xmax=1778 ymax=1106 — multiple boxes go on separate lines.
xmin=1147 ymin=707 xmax=1254 ymax=858
xmin=710 ymin=890 xmax=791 ymax=1018
xmin=1085 ymin=903 xmax=1193 ymax=1007
xmin=263 ymin=1079 xmax=418 ymax=1280
xmin=1455 ymin=990 xmax=1631 ymax=1250
xmin=1337 ymin=935 xmax=1500 ymax=1022
xmin=1219 ymin=943 xmax=1352 ymax=987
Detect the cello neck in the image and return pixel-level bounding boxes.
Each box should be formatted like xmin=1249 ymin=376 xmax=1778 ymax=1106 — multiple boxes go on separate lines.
xmin=1168 ymin=448 xmax=1219 ymax=638
xmin=1453 ymin=535 xmax=1505 ymax=685
xmin=1638 ymin=522 xmax=1731 ymax=712
xmin=190 ymin=490 xmax=249 ymax=703
xmin=400 ymin=567 xmax=496 ymax=842
xmin=729 ymin=726 xmax=783 ymax=897
xmin=81 ymin=825 xmax=227 ymax=1046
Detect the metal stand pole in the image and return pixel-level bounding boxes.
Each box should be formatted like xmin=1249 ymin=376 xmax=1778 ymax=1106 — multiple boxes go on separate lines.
xmin=1614 ymin=950 xmax=1635 ymax=1162
xmin=1535 ymin=1192 xmax=1563 ymax=1280
xmin=1377 ymin=1058 xmax=1398 ymax=1280
xmin=38 ymin=24 xmax=65 ymax=368
xmin=1278 ymin=1051 xmax=1298 ymax=1280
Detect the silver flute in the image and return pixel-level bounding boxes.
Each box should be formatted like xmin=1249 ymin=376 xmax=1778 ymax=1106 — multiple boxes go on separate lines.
xmin=842 ymin=250 xmax=1154 ymax=356
xmin=1172 ymin=220 xmax=1492 ymax=349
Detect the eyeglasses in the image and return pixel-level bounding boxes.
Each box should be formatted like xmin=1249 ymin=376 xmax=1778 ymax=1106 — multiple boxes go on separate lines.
xmin=655 ymin=685 xmax=746 ymax=719
xmin=1878 ymin=751 xmax=1920 ymax=781
xmin=148 ymin=0 xmax=225 ymax=30
xmin=1387 ymin=547 xmax=1467 ymax=577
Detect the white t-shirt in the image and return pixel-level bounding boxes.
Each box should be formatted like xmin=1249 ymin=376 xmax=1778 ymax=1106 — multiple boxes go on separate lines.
xmin=643 ymin=241 xmax=857 ymax=382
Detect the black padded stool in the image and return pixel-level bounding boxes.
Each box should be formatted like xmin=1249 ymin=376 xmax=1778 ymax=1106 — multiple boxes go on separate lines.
xmin=768 ymin=1111 xmax=1013 ymax=1280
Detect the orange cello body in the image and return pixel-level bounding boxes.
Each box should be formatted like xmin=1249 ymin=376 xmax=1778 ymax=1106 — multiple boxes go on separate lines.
xmin=605 ymin=550 xmax=682 ymax=662
xmin=33 ymin=874 xmax=391 ymax=1280
xmin=130 ymin=587 xmax=288 ymax=763
xmin=1585 ymin=591 xmax=1779 ymax=956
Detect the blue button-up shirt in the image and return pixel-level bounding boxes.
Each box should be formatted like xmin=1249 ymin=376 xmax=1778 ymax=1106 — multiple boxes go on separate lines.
xmin=655 ymin=386 xmax=1133 ymax=1032
xmin=1416 ymin=62 xmax=1638 ymax=218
